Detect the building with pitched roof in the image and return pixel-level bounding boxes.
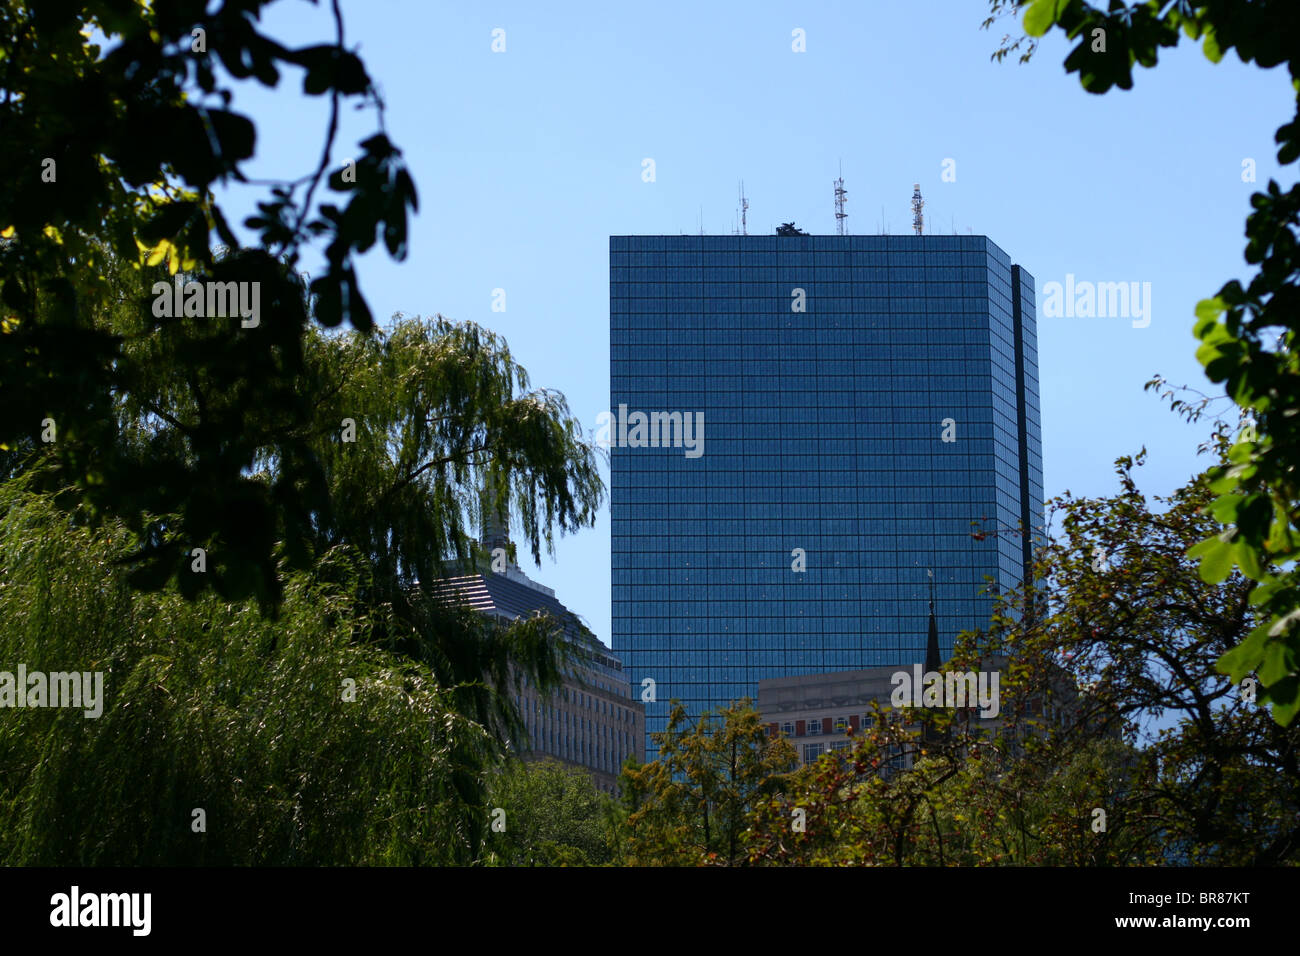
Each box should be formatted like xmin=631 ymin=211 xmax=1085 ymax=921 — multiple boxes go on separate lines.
xmin=428 ymin=560 xmax=644 ymax=794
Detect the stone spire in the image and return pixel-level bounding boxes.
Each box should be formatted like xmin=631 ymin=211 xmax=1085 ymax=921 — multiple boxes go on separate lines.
xmin=481 ymin=483 xmax=512 ymax=567
xmin=925 ymin=568 xmax=942 ymax=673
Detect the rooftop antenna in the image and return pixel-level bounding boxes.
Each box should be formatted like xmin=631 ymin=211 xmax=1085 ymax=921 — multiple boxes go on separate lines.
xmin=699 ymin=205 xmax=704 ymax=236
xmin=739 ymin=181 xmax=749 ymax=236
xmin=833 ymin=162 xmax=848 ymax=236
xmin=911 ymin=182 xmax=925 ymax=236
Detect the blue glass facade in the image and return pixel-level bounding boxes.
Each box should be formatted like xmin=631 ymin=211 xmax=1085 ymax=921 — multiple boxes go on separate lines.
xmin=609 ymin=235 xmax=1043 ymax=756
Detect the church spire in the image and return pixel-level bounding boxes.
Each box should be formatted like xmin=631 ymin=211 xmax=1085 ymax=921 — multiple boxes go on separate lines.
xmin=925 ymin=568 xmax=941 ymax=673
xmin=923 ymin=568 xmax=947 ymax=746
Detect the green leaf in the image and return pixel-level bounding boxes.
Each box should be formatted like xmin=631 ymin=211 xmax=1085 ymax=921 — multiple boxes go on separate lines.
xmin=1198 ymin=321 xmax=1233 ymax=347
xmin=1266 ymin=678 xmax=1300 ymax=726
xmin=1259 ymin=638 xmax=1295 ymax=685
xmin=1226 ymin=441 xmax=1256 ymax=465
xmin=1237 ymin=494 xmax=1272 ymax=541
xmin=1217 ymin=622 xmax=1270 ymax=680
xmin=1208 ymin=472 xmax=1238 ymax=495
xmin=1189 ymin=534 xmax=1234 ymax=583
xmin=1025 ymin=0 xmax=1066 ymax=37
xmin=1193 ymin=296 xmax=1226 ymax=337
xmin=1207 ymin=495 xmax=1241 ymax=524
xmin=1202 ymin=27 xmax=1223 ymax=64
xmin=1248 ymin=575 xmax=1283 ymax=607
xmin=1233 ymin=539 xmax=1263 ymax=580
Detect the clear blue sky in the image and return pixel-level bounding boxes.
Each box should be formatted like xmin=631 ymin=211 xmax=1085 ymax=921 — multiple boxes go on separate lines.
xmin=216 ymin=0 xmax=1294 ymax=649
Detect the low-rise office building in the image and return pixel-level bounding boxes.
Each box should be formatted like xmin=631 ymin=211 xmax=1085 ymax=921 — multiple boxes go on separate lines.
xmin=759 ymin=598 xmax=1083 ymax=770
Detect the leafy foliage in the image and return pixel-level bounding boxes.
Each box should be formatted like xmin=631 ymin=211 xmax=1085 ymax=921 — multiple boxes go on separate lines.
xmin=484 ymin=758 xmax=618 ymax=866
xmin=0 ymin=479 xmax=504 ymax=865
xmin=3 ymin=215 xmax=603 ymax=861
xmin=279 ymin=314 xmax=603 ymax=746
xmin=1004 ymin=446 xmax=1300 ymax=864
xmin=0 ymin=0 xmax=418 ymax=610
xmin=748 ymin=719 xmax=1149 ymax=866
xmin=984 ymin=0 xmax=1300 ymax=723
xmin=13 ymin=296 xmax=604 ymax=734
xmin=615 ymin=700 xmax=798 ymax=866
xmin=747 ymin=448 xmax=1300 ymax=864
xmin=294 ymin=314 xmax=603 ymax=590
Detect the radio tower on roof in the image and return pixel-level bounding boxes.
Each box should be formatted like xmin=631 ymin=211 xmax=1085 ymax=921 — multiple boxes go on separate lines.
xmin=739 ymin=181 xmax=749 ymax=236
xmin=911 ymin=182 xmax=925 ymax=236
xmin=833 ymin=164 xmax=848 ymax=236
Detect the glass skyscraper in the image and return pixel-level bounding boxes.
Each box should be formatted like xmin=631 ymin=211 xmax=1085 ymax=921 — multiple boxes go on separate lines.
xmin=609 ymin=234 xmax=1043 ymax=755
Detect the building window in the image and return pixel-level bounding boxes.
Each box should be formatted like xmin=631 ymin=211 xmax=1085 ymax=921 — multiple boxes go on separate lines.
xmin=803 ymin=743 xmax=824 ymax=763
xmin=833 ymin=717 xmax=848 ymax=734
xmin=808 ymin=719 xmax=822 ymax=736
xmin=830 ymin=740 xmax=851 ymax=753
xmin=781 ymin=722 xmax=794 ymax=737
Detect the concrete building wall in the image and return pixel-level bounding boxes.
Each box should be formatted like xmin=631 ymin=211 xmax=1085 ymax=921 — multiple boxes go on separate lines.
xmin=514 ymin=662 xmax=645 ymax=794
xmin=758 ymin=656 xmax=1075 ymax=768
xmin=429 ymin=568 xmax=645 ymax=794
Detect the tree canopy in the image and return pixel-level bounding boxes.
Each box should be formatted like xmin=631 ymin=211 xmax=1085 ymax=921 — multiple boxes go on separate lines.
xmin=1 ymin=0 xmax=418 ymax=611
xmin=984 ymin=0 xmax=1300 ymax=724
xmin=615 ymin=699 xmax=798 ymax=866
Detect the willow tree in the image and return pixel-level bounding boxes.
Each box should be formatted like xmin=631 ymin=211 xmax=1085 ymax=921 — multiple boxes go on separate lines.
xmin=0 ymin=479 xmax=500 ymax=865
xmin=284 ymin=313 xmax=604 ymax=748
xmin=0 ymin=305 xmax=605 ymax=864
